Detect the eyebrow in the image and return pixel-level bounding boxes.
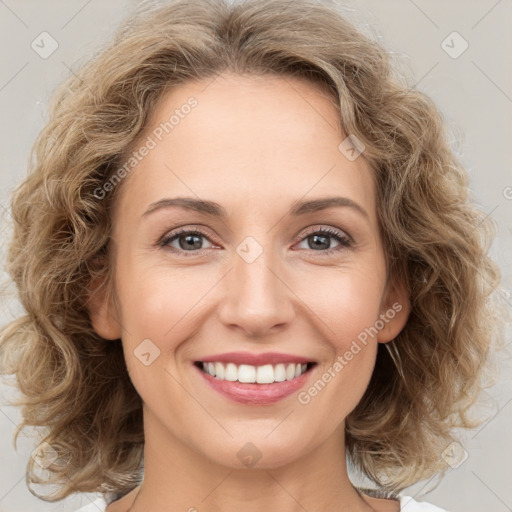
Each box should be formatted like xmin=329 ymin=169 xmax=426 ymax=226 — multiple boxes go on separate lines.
xmin=142 ymin=196 xmax=369 ymax=219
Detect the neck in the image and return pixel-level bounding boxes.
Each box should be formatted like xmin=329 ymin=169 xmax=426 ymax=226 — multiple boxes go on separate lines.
xmin=128 ymin=409 xmax=376 ymax=512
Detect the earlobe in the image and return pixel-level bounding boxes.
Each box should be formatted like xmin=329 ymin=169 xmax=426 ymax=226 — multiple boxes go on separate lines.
xmin=86 ymin=276 xmax=122 ymax=341
xmin=377 ymin=281 xmax=411 ymax=344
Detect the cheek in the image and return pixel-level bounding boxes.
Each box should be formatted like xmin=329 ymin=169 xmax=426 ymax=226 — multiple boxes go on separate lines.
xmin=295 ymin=281 xmax=382 ymax=424
xmin=296 ymin=266 xmax=384 ymax=401
xmin=116 ymin=266 xmax=201 ymax=410
xmin=301 ymin=265 xmax=385 ymax=346
xmin=115 ymin=262 xmax=221 ymax=396
xmin=116 ymin=258 xmax=200 ymax=339
xmin=116 ymin=252 xmax=386 ymax=355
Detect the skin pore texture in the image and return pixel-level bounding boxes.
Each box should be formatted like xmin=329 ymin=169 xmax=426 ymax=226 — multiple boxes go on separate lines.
xmin=88 ymin=72 xmax=410 ymax=512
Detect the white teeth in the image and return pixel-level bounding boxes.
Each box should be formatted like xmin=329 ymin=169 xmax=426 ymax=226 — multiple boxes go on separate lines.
xmin=199 ymin=361 xmax=311 ymax=383
xmin=256 ymin=364 xmax=274 ymax=384
xmin=215 ymin=362 xmax=224 ymax=380
xmin=286 ymin=363 xmax=296 ymax=380
xmin=238 ymin=364 xmax=256 ymax=383
xmin=224 ymin=363 xmax=238 ymax=381
xmin=274 ymin=363 xmax=286 ymax=382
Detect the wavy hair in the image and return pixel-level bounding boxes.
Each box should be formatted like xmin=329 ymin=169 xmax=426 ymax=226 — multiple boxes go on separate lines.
xmin=0 ymin=0 xmax=503 ymax=501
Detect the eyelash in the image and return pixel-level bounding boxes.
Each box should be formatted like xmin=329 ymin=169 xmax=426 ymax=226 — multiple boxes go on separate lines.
xmin=157 ymin=225 xmax=353 ymax=258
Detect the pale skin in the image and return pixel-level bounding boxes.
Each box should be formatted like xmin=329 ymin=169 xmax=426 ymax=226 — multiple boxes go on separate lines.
xmin=88 ymin=72 xmax=410 ymax=512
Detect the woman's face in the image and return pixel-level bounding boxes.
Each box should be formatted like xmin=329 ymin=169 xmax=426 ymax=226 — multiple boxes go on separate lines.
xmin=90 ymin=72 xmax=409 ymax=469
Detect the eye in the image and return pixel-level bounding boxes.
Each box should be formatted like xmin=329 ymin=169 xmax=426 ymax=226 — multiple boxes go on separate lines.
xmin=294 ymin=226 xmax=352 ymax=255
xmin=158 ymin=225 xmax=353 ymax=257
xmin=158 ymin=227 xmax=217 ymax=256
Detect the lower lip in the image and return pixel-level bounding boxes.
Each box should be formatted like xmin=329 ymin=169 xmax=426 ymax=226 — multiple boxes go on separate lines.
xmin=194 ymin=364 xmax=315 ymax=405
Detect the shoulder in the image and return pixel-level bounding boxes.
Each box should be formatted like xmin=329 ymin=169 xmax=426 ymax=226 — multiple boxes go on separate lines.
xmin=399 ymin=495 xmax=450 ymax=511
xmin=72 ymin=497 xmax=107 ymax=512
xmin=71 ymin=492 xmax=449 ymax=512
xmin=72 ymin=487 xmax=138 ymax=512
xmin=358 ymin=487 xmax=449 ymax=512
xmin=71 ymin=494 xmax=110 ymax=512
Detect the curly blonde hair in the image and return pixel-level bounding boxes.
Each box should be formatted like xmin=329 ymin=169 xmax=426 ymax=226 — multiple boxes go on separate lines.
xmin=0 ymin=0 xmax=503 ymax=501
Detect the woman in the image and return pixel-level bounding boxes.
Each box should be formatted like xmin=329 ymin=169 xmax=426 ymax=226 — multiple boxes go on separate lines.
xmin=0 ymin=0 xmax=502 ymax=511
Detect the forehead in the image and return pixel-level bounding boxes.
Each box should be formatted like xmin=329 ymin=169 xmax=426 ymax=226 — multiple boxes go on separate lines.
xmin=114 ymin=72 xmax=376 ymax=221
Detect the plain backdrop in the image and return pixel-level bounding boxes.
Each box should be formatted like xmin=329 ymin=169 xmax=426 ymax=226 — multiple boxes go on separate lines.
xmin=1 ymin=1 xmax=511 ymax=511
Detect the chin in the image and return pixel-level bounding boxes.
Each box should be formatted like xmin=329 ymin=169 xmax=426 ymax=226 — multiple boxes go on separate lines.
xmin=196 ymin=428 xmax=317 ymax=471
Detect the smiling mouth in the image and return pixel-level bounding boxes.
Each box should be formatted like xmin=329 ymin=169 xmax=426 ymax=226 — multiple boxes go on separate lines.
xmin=194 ymin=361 xmax=317 ymax=384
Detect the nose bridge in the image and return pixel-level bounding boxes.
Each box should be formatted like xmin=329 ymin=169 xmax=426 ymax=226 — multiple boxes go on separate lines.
xmin=217 ymin=234 xmax=294 ymax=336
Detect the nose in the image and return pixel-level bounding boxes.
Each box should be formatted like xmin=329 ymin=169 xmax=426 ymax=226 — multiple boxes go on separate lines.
xmin=216 ymin=239 xmax=295 ymax=338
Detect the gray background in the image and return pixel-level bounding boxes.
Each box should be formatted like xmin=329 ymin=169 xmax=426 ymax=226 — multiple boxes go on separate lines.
xmin=0 ymin=1 xmax=511 ymax=511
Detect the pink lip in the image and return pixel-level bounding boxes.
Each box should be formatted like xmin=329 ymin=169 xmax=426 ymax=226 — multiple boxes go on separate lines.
xmin=193 ymin=362 xmax=317 ymax=405
xmin=196 ymin=351 xmax=314 ymax=366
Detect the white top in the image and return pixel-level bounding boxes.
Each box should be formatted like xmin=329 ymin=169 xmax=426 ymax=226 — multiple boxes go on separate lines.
xmin=73 ymin=492 xmax=449 ymax=511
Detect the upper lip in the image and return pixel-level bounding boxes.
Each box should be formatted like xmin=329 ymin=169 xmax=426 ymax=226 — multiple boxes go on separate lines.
xmin=195 ymin=351 xmax=315 ymax=366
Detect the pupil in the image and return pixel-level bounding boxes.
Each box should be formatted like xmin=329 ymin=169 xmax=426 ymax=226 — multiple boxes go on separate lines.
xmin=311 ymin=234 xmax=329 ymax=250
xmin=180 ymin=234 xmax=201 ymax=250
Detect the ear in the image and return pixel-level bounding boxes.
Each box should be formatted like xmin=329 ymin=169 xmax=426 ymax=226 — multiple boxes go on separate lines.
xmin=86 ymin=272 xmax=122 ymax=341
xmin=377 ymin=278 xmax=411 ymax=343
